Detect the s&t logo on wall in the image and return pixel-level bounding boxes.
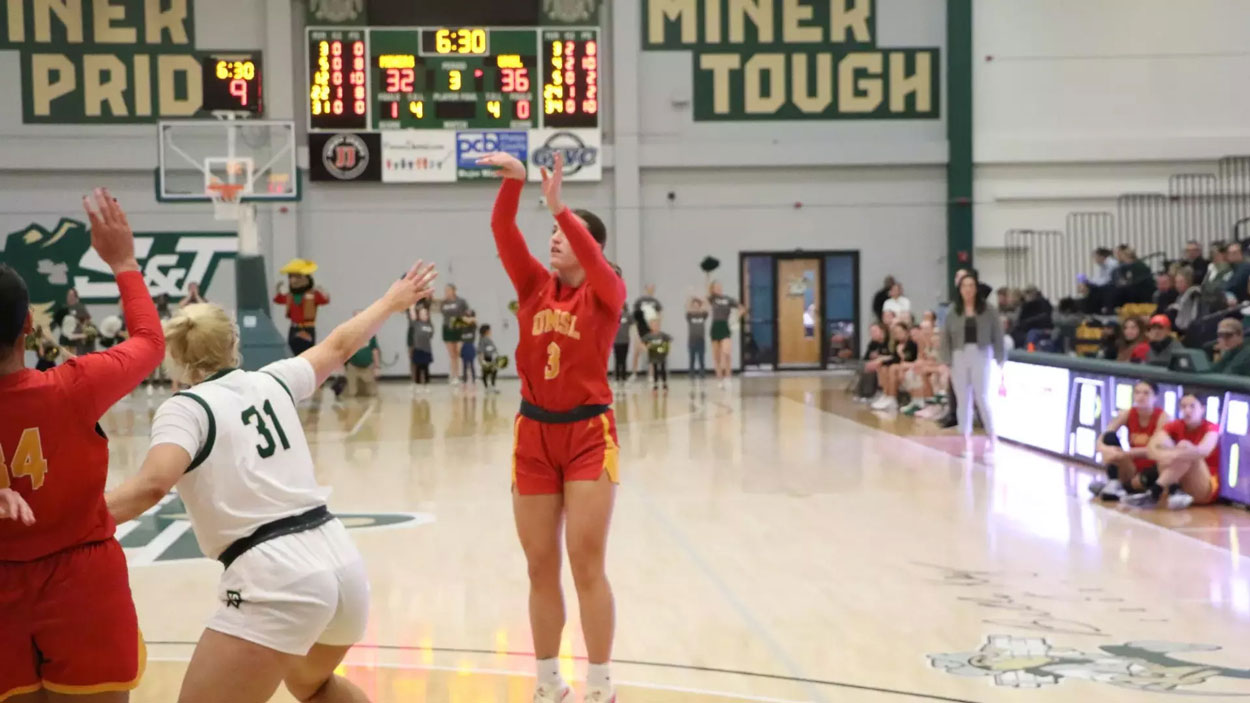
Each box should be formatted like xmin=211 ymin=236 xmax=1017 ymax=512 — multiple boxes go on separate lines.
xmin=310 ymin=133 xmax=383 ymax=182
xmin=456 ymin=131 xmax=528 ymax=180
xmin=529 ymin=129 xmax=602 ymax=182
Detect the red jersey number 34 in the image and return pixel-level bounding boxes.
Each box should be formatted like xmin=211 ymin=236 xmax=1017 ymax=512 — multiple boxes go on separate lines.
xmin=0 ymin=428 xmax=49 ymax=491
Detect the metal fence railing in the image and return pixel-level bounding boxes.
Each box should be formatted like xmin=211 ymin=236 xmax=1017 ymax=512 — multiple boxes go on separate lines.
xmin=1004 ymin=156 xmax=1250 ymax=298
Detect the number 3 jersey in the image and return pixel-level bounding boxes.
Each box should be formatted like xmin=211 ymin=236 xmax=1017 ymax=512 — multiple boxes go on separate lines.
xmin=150 ymin=358 xmax=329 ymax=560
xmin=490 ymin=179 xmax=626 ymax=412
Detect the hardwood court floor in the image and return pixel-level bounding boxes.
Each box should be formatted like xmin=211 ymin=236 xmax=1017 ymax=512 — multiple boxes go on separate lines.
xmin=98 ymin=375 xmax=1250 ymax=702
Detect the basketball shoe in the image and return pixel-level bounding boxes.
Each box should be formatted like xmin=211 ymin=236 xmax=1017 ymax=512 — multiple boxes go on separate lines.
xmin=584 ymin=687 xmax=617 ymax=702
xmin=532 ymin=683 xmax=572 ymax=703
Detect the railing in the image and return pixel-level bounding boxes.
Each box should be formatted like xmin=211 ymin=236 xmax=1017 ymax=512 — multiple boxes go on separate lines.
xmin=1004 ymin=156 xmax=1250 ymax=298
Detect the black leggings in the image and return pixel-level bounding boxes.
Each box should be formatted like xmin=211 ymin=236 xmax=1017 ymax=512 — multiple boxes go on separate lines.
xmin=413 ymin=364 xmax=430 ymax=384
xmin=613 ymin=343 xmax=628 ymax=381
xmin=483 ymin=368 xmax=497 ymax=388
xmin=651 ymin=358 xmax=668 ymax=386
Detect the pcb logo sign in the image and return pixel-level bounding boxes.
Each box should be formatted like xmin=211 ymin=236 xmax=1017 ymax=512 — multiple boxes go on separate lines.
xmin=529 ymin=129 xmax=602 ymax=182
xmin=456 ymin=130 xmax=528 ymax=180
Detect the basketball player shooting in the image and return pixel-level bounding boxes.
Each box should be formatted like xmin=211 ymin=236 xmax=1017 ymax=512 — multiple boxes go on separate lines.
xmin=478 ymin=150 xmax=625 ymax=703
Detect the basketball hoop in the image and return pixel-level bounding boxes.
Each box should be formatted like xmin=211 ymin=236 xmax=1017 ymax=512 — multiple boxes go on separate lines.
xmin=207 ymin=182 xmax=245 ymax=222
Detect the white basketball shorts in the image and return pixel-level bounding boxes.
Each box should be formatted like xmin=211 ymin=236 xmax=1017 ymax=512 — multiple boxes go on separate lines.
xmin=206 ymin=519 xmax=370 ymax=655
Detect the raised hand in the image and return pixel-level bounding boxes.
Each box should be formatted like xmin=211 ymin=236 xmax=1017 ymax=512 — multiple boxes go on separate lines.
xmin=384 ymin=261 xmax=439 ymax=313
xmin=0 ymin=489 xmax=35 ymax=526
xmin=82 ymin=188 xmax=139 ymax=274
xmin=540 ymin=151 xmax=565 ymax=216
xmin=475 ymin=152 xmax=526 ymax=181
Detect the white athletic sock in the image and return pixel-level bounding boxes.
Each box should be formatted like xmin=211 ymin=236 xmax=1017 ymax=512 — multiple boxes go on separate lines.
xmin=537 ymin=658 xmax=563 ymax=686
xmin=587 ymin=662 xmax=612 ymax=690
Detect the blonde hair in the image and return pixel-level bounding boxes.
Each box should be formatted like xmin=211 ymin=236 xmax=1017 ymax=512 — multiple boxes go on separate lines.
xmin=163 ymin=303 xmax=240 ymax=385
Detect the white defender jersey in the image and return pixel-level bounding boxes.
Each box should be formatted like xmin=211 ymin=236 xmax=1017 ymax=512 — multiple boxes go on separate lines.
xmin=149 ymin=358 xmax=329 ymax=560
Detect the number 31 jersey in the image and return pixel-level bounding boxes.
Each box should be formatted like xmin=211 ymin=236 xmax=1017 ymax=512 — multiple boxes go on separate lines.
xmin=150 ymin=358 xmax=328 ymax=560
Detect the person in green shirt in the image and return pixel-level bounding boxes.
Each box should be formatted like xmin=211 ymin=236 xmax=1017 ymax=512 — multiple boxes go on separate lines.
xmin=344 ymin=332 xmax=381 ymax=398
xmin=1211 ymin=318 xmax=1250 ymax=375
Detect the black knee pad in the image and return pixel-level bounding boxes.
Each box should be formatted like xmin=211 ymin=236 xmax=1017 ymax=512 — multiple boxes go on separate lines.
xmin=1101 ymin=431 xmax=1121 ymax=447
xmin=1139 ymin=466 xmax=1160 ymax=487
xmin=1104 ymin=464 xmax=1119 ymax=480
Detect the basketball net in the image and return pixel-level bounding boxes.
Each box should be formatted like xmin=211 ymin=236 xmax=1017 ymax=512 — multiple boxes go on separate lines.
xmin=207 ymin=182 xmax=260 ymax=256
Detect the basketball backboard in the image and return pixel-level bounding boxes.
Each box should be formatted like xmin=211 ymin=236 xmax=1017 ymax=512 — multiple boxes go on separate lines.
xmin=157 ymin=120 xmax=300 ymax=203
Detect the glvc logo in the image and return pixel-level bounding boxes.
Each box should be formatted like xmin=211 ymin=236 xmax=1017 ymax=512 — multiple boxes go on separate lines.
xmin=532 ymin=131 xmax=599 ymax=176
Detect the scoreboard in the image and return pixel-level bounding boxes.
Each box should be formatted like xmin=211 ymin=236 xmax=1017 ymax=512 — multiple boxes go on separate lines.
xmin=307 ymin=25 xmax=601 ymax=183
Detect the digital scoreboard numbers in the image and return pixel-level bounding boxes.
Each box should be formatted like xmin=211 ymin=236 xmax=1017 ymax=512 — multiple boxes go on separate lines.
xmin=541 ymin=30 xmax=599 ymax=128
xmin=369 ymin=28 xmax=537 ymax=130
xmin=202 ymin=53 xmax=262 ymax=114
xmin=309 ymin=29 xmax=369 ymax=130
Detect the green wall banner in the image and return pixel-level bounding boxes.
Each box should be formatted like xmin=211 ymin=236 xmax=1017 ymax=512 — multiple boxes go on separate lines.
xmin=642 ymin=0 xmax=939 ymax=121
xmin=3 ymin=218 xmax=236 ymax=326
xmin=0 ymin=0 xmax=259 ymax=123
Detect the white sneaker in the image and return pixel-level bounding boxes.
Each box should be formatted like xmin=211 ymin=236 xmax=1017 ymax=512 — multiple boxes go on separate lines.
xmin=1123 ymin=491 xmax=1158 ymax=508
xmin=583 ymin=687 xmax=617 ymax=703
xmin=870 ymin=395 xmax=896 ymax=411
xmin=532 ymin=682 xmax=572 ymax=703
xmin=1166 ymin=490 xmax=1195 ymax=510
xmin=1099 ymin=479 xmax=1127 ymax=501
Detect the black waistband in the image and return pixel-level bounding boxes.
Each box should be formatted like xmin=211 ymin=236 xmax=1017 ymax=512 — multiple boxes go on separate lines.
xmin=519 ymin=400 xmax=609 ymax=424
xmin=218 ymin=506 xmax=333 ymax=570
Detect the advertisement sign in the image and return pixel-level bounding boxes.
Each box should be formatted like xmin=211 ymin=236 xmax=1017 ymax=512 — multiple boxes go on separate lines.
xmin=1223 ymin=395 xmax=1250 ymax=504
xmin=456 ymin=130 xmax=527 ymax=180
xmin=528 ymin=129 xmax=602 ymax=182
xmin=309 ymin=132 xmax=382 ymax=182
xmin=382 ymin=130 xmax=457 ymax=183
xmin=998 ymin=361 xmax=1072 ymax=455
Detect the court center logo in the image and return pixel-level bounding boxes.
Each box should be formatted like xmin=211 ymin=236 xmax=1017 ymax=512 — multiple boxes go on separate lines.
xmin=120 ymin=494 xmax=434 ymax=566
xmin=2 ymin=219 xmax=235 ymax=326
xmin=931 ymin=635 xmax=1250 ymax=694
xmin=322 ymin=133 xmax=371 ymax=180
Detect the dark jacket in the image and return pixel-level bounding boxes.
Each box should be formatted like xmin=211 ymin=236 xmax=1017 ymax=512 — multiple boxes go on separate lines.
xmin=1143 ymin=337 xmax=1185 ymax=368
xmin=1212 ymin=342 xmax=1250 ymax=375
xmin=872 ymin=288 xmax=891 ymax=321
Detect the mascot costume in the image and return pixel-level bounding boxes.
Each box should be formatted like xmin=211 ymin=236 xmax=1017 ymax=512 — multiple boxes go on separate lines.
xmin=274 ymin=258 xmax=330 ymax=355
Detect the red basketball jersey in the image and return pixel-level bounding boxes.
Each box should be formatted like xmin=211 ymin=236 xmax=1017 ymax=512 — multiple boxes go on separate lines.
xmin=0 ymin=271 xmax=164 ymax=561
xmin=1126 ymin=407 xmax=1164 ymax=470
xmin=1163 ymin=418 xmax=1221 ymax=478
xmin=491 ymin=179 xmax=626 ymax=411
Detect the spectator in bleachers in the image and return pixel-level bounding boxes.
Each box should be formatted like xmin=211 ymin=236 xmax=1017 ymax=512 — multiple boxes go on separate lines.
xmin=1089 ymin=247 xmax=1117 ymax=312
xmin=1013 ymin=285 xmax=1053 ymax=349
xmin=921 ymin=309 xmax=937 ymax=326
xmin=1126 ymin=393 xmax=1221 ymax=509
xmin=1170 ymin=266 xmax=1201 ymax=333
xmin=1044 ymin=297 xmax=1082 ymax=354
xmin=1000 ymin=315 xmax=1015 ymax=352
xmin=1227 ymin=241 xmax=1250 ymax=303
xmin=1089 ymin=380 xmax=1170 ymax=501
xmin=1141 ymin=315 xmax=1184 ymax=367
xmin=872 ymin=275 xmax=896 ymax=321
xmin=1182 ymin=240 xmax=1208 ymax=284
xmin=1153 ymin=271 xmax=1178 ymax=316
xmin=871 ymin=321 xmax=918 ymax=411
xmin=1113 ymin=246 xmax=1155 ymax=306
xmin=1210 ymin=318 xmax=1250 ymax=375
xmin=1201 ymin=241 xmax=1233 ymax=308
xmin=882 ymin=282 xmax=911 ymax=322
xmin=853 ymin=322 xmax=888 ymax=401
xmin=1115 ymin=316 xmax=1148 ymax=362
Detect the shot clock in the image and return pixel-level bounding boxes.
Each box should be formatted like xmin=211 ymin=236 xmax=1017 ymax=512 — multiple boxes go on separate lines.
xmin=202 ymin=53 xmax=262 ymax=114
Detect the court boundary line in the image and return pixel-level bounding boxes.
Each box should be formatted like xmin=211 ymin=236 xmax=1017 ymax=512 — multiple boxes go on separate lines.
xmin=143 ymin=649 xmax=984 ymax=703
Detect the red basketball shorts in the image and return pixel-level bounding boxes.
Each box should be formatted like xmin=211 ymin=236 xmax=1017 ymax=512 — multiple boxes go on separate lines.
xmin=512 ymin=410 xmax=620 ymax=495
xmin=0 ymin=539 xmax=145 ymax=701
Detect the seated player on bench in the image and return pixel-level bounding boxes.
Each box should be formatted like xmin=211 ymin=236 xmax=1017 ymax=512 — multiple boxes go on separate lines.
xmin=1126 ymin=393 xmax=1221 ymax=509
xmin=1089 ymin=380 xmax=1170 ymax=501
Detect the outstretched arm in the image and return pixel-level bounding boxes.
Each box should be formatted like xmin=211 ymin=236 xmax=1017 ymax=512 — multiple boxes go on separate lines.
xmin=478 ymin=153 xmax=548 ymax=300
xmin=542 ymin=153 xmax=626 ymax=311
xmin=300 ymin=261 xmax=437 ymax=387
xmin=54 ymin=189 xmax=164 ymax=421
